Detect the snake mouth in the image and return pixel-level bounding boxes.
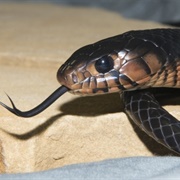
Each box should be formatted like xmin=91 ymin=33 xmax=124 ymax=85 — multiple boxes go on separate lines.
xmin=0 ymin=85 xmax=69 ymax=117
xmin=69 ymin=87 xmax=110 ymax=95
xmin=69 ymin=85 xmax=124 ymax=95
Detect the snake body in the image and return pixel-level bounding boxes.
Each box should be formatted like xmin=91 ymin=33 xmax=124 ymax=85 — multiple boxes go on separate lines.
xmin=123 ymin=90 xmax=180 ymax=154
xmin=1 ymin=28 xmax=180 ymax=154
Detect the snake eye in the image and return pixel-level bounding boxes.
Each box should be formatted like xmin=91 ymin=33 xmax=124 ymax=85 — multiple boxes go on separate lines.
xmin=95 ymin=56 xmax=114 ymax=73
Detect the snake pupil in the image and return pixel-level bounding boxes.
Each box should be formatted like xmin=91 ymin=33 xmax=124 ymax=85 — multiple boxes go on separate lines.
xmin=95 ymin=55 xmax=114 ymax=73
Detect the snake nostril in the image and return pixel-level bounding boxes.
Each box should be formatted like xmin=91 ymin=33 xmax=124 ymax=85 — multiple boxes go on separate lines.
xmin=72 ymin=73 xmax=78 ymax=83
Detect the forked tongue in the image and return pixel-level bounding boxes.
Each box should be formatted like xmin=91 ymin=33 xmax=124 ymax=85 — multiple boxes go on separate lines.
xmin=0 ymin=85 xmax=69 ymax=118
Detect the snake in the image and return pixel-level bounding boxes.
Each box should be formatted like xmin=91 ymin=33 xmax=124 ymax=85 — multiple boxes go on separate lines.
xmin=1 ymin=28 xmax=180 ymax=154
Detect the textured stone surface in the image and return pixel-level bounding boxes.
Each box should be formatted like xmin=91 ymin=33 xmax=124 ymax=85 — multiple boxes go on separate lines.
xmin=0 ymin=140 xmax=5 ymax=173
xmin=0 ymin=2 xmax=177 ymax=173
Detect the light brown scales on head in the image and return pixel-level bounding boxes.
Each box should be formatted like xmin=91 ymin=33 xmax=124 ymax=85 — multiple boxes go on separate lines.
xmin=150 ymin=60 xmax=180 ymax=88
xmin=57 ymin=36 xmax=180 ymax=95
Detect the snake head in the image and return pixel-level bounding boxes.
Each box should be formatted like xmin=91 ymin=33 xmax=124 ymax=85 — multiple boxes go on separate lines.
xmin=57 ymin=41 xmax=124 ymax=95
xmin=57 ymin=33 xmax=166 ymax=95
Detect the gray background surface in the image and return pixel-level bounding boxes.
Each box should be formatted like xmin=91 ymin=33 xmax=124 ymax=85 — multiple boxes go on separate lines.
xmin=0 ymin=0 xmax=180 ymax=24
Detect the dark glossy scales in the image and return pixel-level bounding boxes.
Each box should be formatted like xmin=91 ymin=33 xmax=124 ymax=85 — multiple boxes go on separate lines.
xmin=122 ymin=90 xmax=180 ymax=153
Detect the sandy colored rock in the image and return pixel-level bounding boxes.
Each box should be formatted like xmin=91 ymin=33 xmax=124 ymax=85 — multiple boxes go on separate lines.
xmin=0 ymin=3 xmax=178 ymax=173
xmin=0 ymin=140 xmax=5 ymax=173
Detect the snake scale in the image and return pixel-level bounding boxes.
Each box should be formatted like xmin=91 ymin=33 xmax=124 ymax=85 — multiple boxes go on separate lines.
xmin=1 ymin=28 xmax=180 ymax=154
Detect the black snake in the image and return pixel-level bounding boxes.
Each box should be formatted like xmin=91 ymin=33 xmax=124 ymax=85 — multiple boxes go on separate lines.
xmin=1 ymin=28 xmax=180 ymax=154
